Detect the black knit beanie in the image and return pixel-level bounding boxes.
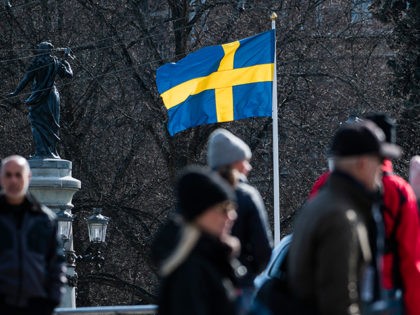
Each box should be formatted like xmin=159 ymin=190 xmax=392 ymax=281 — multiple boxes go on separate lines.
xmin=176 ymin=165 xmax=235 ymax=222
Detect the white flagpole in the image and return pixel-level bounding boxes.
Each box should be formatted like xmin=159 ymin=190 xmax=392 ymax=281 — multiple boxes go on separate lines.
xmin=271 ymin=12 xmax=280 ymax=245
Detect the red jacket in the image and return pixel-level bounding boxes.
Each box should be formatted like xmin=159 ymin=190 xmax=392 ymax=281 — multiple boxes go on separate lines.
xmin=381 ymin=160 xmax=420 ymax=315
xmin=308 ymin=171 xmax=330 ymax=200
xmin=309 ymin=161 xmax=420 ymax=315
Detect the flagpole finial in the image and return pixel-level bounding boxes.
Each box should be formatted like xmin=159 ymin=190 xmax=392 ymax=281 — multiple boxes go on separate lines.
xmin=270 ymin=12 xmax=278 ymax=20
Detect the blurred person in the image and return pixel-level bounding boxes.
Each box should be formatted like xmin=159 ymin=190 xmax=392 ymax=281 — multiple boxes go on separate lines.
xmin=151 ymin=165 xmax=241 ymax=315
xmin=409 ymin=155 xmax=420 ymax=204
xmin=289 ymin=120 xmax=401 ymax=315
xmin=207 ymin=128 xmax=273 ymax=315
xmin=0 ymin=155 xmax=66 ymax=315
xmin=308 ymin=114 xmax=420 ymax=314
xmin=364 ymin=114 xmax=420 ymax=315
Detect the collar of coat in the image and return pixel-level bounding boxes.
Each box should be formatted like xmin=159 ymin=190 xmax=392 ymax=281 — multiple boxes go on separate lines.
xmin=158 ymin=218 xmax=236 ymax=278
xmin=327 ymin=170 xmax=381 ymax=206
xmin=0 ymin=193 xmax=43 ymax=213
xmin=159 ymin=221 xmax=201 ymax=277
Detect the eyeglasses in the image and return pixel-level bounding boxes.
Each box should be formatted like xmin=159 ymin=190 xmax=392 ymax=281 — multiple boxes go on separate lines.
xmin=214 ymin=202 xmax=237 ymax=217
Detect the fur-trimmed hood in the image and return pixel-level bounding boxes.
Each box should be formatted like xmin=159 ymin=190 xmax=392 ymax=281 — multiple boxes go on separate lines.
xmin=151 ymin=216 xmax=201 ymax=277
xmin=153 ymin=216 xmax=242 ymax=315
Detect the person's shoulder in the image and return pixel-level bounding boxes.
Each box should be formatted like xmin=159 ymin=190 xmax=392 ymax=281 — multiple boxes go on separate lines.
xmin=25 ymin=194 xmax=57 ymax=220
xmin=236 ymin=182 xmax=266 ymax=210
xmin=236 ymin=181 xmax=260 ymax=196
xmin=39 ymin=205 xmax=57 ymax=220
xmin=384 ymin=172 xmax=408 ymax=186
xmin=382 ymin=161 xmax=409 ymax=186
xmin=383 ymin=172 xmax=416 ymax=198
xmin=299 ymin=189 xmax=351 ymax=222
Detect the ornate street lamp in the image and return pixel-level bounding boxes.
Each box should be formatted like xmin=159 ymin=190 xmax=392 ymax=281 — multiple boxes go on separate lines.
xmin=56 ymin=207 xmax=111 ymax=288
xmin=57 ymin=209 xmax=74 ymax=244
xmin=81 ymin=208 xmax=110 ymax=269
xmin=87 ymin=208 xmax=110 ymax=243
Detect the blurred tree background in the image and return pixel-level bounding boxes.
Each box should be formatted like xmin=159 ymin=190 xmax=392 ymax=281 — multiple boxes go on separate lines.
xmin=0 ymin=0 xmax=418 ymax=306
xmin=371 ymin=0 xmax=420 ymax=157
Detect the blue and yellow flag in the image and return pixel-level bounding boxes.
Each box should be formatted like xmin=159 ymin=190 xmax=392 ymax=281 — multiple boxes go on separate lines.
xmin=156 ymin=30 xmax=275 ymax=136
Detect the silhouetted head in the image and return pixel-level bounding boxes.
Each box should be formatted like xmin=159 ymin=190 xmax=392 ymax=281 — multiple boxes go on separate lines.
xmin=34 ymin=41 xmax=54 ymax=55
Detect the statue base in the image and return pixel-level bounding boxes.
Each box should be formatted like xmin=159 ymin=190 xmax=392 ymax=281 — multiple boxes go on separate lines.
xmin=28 ymin=158 xmax=81 ymax=212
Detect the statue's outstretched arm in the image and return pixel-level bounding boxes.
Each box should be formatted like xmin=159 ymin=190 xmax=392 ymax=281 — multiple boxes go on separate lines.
xmin=8 ymin=71 xmax=34 ymax=97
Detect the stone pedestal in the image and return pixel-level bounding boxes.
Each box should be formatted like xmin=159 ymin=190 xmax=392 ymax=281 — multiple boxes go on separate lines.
xmin=28 ymin=158 xmax=81 ymax=309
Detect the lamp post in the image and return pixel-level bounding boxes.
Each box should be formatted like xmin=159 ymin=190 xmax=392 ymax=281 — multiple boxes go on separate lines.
xmin=56 ymin=209 xmax=75 ymax=277
xmin=56 ymin=208 xmax=110 ymax=304
xmin=82 ymin=208 xmax=110 ymax=269
xmin=28 ymin=158 xmax=81 ymax=308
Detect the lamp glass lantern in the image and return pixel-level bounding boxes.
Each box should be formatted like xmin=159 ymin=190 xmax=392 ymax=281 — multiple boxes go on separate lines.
xmin=87 ymin=208 xmax=110 ymax=243
xmin=57 ymin=209 xmax=74 ymax=242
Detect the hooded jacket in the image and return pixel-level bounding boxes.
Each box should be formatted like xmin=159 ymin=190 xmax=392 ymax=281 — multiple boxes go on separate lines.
xmin=151 ymin=217 xmax=239 ymax=315
xmin=0 ymin=193 xmax=65 ymax=309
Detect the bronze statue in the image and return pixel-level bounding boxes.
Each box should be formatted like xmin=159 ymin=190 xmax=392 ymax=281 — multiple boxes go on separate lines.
xmin=8 ymin=42 xmax=73 ymax=159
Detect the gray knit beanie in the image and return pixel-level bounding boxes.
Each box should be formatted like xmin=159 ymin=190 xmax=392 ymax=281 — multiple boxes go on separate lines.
xmin=207 ymin=129 xmax=252 ymax=170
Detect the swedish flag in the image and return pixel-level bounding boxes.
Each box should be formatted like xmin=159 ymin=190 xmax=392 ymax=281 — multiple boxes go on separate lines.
xmin=156 ymin=30 xmax=275 ymax=136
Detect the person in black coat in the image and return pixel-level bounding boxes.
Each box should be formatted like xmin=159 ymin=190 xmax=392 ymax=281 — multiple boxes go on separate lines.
xmin=0 ymin=155 xmax=66 ymax=315
xmin=207 ymin=128 xmax=273 ymax=315
xmin=151 ymin=166 xmax=242 ymax=315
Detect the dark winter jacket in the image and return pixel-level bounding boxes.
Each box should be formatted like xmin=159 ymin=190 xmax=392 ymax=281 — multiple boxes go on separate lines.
xmin=232 ymin=182 xmax=272 ymax=287
xmin=0 ymin=194 xmax=65 ymax=310
xmin=308 ymin=161 xmax=420 ymax=315
xmin=289 ymin=171 xmax=375 ymax=315
xmin=151 ymin=217 xmax=239 ymax=315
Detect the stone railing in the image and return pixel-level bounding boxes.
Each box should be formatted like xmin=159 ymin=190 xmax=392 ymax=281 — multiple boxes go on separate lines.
xmin=54 ymin=305 xmax=158 ymax=315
